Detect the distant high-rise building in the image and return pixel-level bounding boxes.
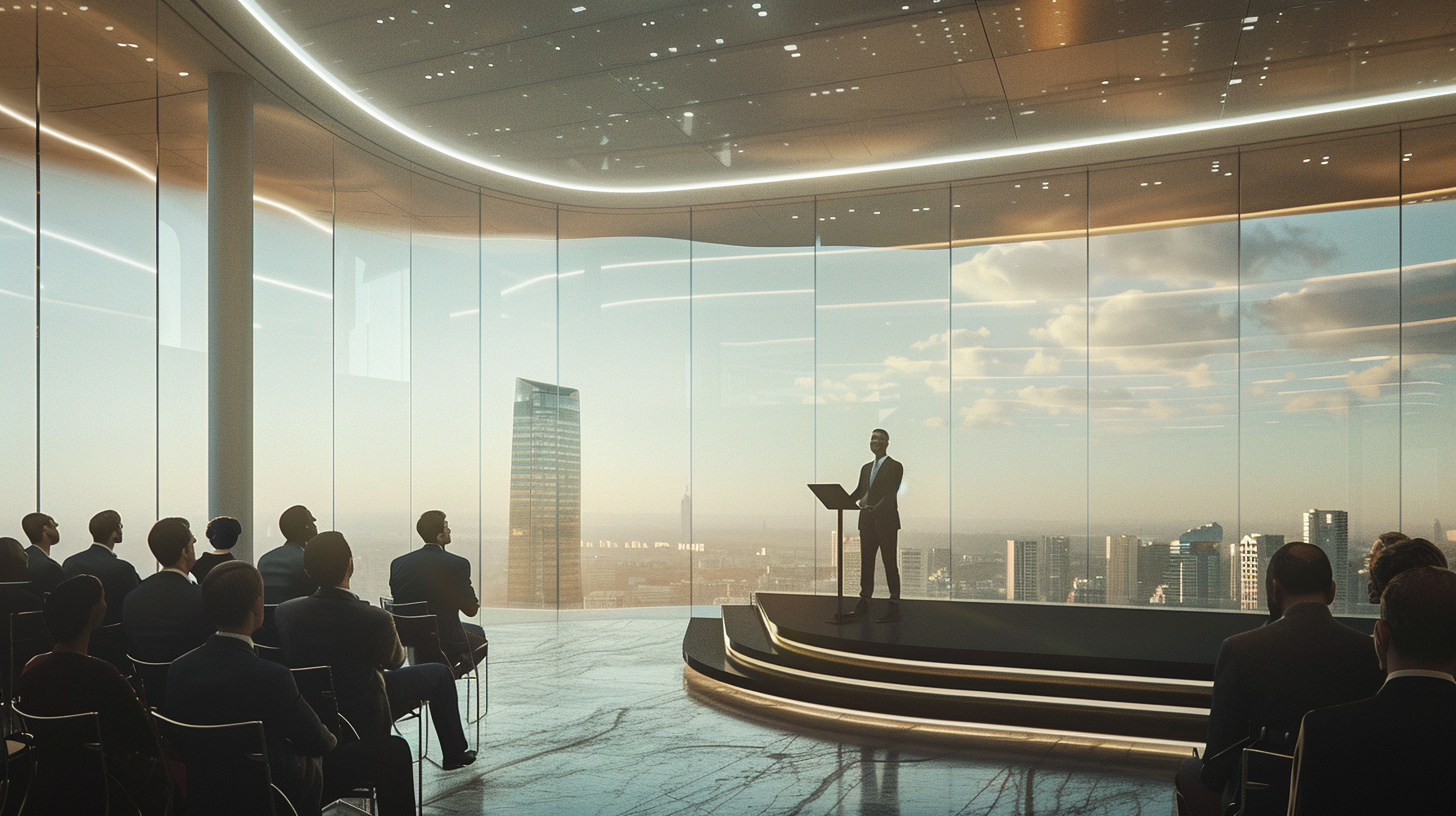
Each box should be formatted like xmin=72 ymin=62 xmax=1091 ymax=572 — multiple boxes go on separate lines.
xmin=1070 ymin=576 xmax=1106 ymax=604
xmin=507 ymin=378 xmax=583 ymax=608
xmin=1043 ymin=536 xmax=1072 ymax=603
xmin=1304 ymin=509 xmax=1349 ymax=612
xmin=1165 ymin=523 xmax=1223 ymax=607
xmin=1106 ymin=534 xmax=1140 ymax=605
xmin=1138 ymin=540 xmax=1168 ymax=604
xmin=898 ymin=547 xmax=928 ymax=599
xmin=1238 ymin=533 xmax=1285 ymax=611
xmin=1006 ymin=539 xmax=1039 ymax=601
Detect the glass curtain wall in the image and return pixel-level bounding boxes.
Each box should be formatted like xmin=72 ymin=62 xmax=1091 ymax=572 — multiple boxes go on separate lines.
xmin=0 ymin=3 xmax=37 ymax=528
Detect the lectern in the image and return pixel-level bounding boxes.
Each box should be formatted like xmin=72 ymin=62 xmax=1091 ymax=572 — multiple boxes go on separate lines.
xmin=808 ymin=483 xmax=860 ymax=624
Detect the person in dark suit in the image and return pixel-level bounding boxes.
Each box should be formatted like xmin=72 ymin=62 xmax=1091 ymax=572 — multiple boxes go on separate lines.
xmin=389 ymin=511 xmax=487 ymax=674
xmin=19 ymin=574 xmax=171 ymax=814
xmin=62 ymin=510 xmax=141 ymax=626
xmin=21 ymin=511 xmax=65 ymax=597
xmin=259 ymin=505 xmax=319 ymax=605
xmin=844 ymin=428 xmax=904 ymax=623
xmin=122 ymin=518 xmax=213 ymax=663
xmin=192 ymin=516 xmax=240 ymax=584
xmin=166 ymin=560 xmax=415 ymax=816
xmin=0 ymin=537 xmax=43 ymax=617
xmin=277 ymin=532 xmax=476 ymax=769
xmin=1174 ymin=541 xmax=1384 ymax=816
xmin=1289 ymin=566 xmax=1456 ymax=815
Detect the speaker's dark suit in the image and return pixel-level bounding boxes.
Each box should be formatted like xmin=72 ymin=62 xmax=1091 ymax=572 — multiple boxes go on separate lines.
xmin=24 ymin=545 xmax=65 ymax=597
xmin=1197 ymin=601 xmax=1384 ymax=793
xmin=166 ymin=634 xmax=336 ymax=814
xmin=848 ymin=455 xmax=903 ymax=600
xmin=1290 ymin=674 xmax=1456 ymax=815
xmin=389 ymin=545 xmax=483 ymax=669
xmin=259 ymin=541 xmax=317 ymax=605
xmin=122 ymin=570 xmax=214 ymax=663
xmin=275 ymin=588 xmax=467 ymax=758
xmin=61 ymin=544 xmax=142 ymax=625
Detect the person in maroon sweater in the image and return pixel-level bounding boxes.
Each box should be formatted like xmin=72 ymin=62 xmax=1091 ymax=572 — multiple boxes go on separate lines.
xmin=17 ymin=575 xmax=172 ymax=815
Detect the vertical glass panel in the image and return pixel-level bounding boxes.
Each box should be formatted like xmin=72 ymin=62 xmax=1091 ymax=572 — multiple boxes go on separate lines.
xmin=37 ymin=63 xmax=157 ymax=570
xmin=816 ymin=188 xmax=950 ymax=603
xmin=479 ymin=196 xmax=557 ymax=621
xmin=1240 ymin=132 xmax=1401 ymax=615
xmin=559 ymin=208 xmax=691 ymax=610
xmin=156 ymin=87 xmax=209 ymax=526
xmin=1399 ymin=122 xmax=1456 ymax=565
xmin=409 ymin=175 xmax=480 ymax=598
xmin=0 ymin=3 xmax=37 ymax=526
xmin=1089 ymin=156 xmax=1240 ymax=610
xmin=253 ymin=91 xmax=334 ymax=554
xmin=689 ymin=200 xmax=816 ymax=608
xmin=333 ymin=142 xmax=412 ymax=604
xmin=950 ymin=171 xmax=1088 ymax=604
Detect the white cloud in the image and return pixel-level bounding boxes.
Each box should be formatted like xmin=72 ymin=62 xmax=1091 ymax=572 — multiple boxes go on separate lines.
xmin=1023 ymin=350 xmax=1061 ymax=376
xmin=952 ymin=241 xmax=1086 ymax=301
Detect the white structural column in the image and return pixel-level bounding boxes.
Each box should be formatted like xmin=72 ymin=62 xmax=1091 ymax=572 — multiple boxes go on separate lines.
xmin=208 ymin=72 xmax=254 ymax=562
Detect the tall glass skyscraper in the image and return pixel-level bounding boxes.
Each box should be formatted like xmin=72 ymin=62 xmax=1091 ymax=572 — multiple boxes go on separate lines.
xmin=508 ymin=378 xmax=583 ymax=608
xmin=1304 ymin=509 xmax=1350 ymax=613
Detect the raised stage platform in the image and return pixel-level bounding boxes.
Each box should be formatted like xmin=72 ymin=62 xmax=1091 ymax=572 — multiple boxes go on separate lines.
xmin=683 ymin=593 xmax=1377 ymax=744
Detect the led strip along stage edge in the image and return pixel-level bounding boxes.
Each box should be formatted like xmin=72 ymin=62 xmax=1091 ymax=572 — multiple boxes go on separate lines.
xmin=686 ymin=662 xmax=1202 ymax=757
xmin=756 ymin=605 xmax=1215 ymax=692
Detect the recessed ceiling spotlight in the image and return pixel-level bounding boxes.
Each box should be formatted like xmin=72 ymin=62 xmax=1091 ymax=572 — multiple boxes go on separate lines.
xmin=179 ymin=71 xmax=189 ymax=76
xmin=784 ymin=44 xmax=797 ymax=51
xmin=572 ymin=5 xmax=586 ymax=11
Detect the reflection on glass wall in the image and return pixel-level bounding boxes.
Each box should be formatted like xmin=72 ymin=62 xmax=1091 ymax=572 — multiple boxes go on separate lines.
xmin=6 ymin=2 xmax=1456 ymax=619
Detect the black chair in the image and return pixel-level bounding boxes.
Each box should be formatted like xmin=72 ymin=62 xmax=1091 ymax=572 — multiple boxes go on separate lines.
xmin=384 ymin=600 xmax=487 ymax=743
xmin=13 ymin=706 xmax=135 ymax=815
xmin=6 ymin=613 xmax=51 ymax=732
xmin=152 ymin=712 xmax=296 ymax=816
xmin=290 ymin=666 xmax=377 ymax=815
xmin=1233 ymin=746 xmax=1295 ymax=816
xmin=88 ymin=623 xmax=131 ymax=677
xmin=255 ymin=643 xmax=289 ymax=666
xmin=127 ymin=655 xmax=170 ymax=712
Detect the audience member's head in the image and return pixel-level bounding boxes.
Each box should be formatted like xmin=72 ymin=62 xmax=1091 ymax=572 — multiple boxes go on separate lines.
xmin=1266 ymin=541 xmax=1334 ymax=616
xmin=148 ymin=518 xmax=195 ymax=570
xmin=279 ymin=505 xmax=317 ymax=545
xmin=44 ymin=574 xmax=105 ymax=643
xmin=416 ymin=511 xmax=448 ymax=546
xmin=21 ymin=512 xmax=56 ymax=546
xmin=0 ymin=537 xmax=28 ymax=583
xmin=89 ymin=510 xmax=122 ymax=545
xmin=1377 ymin=566 xmax=1456 ymax=672
xmin=1367 ymin=537 xmax=1447 ymax=604
xmin=205 ymin=516 xmax=242 ymax=550
xmin=303 ymin=531 xmax=352 ymax=588
xmin=201 ymin=560 xmax=264 ymax=632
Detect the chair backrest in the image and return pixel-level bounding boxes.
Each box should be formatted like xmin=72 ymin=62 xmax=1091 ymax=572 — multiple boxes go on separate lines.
xmin=128 ymin=655 xmax=171 ymax=711
xmin=8 ymin=612 xmax=52 ymax=701
xmin=152 ymin=711 xmax=287 ymax=816
xmin=88 ymin=622 xmax=131 ymax=676
xmin=13 ymin=706 xmax=114 ymax=815
xmin=382 ymin=599 xmax=429 ymax=617
xmin=1237 ymin=747 xmax=1295 ymax=816
xmin=289 ymin=666 xmax=344 ymax=741
xmin=255 ymin=643 xmax=289 ymax=666
xmin=390 ymin=613 xmax=448 ymax=668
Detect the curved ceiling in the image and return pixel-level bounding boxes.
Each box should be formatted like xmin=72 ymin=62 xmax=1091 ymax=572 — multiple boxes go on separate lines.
xmin=201 ymin=0 xmax=1456 ymax=202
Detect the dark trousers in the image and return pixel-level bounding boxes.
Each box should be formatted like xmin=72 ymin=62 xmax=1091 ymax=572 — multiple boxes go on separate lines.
xmin=1174 ymin=756 xmax=1226 ymax=816
xmin=441 ymin=620 xmax=489 ymax=676
xmin=859 ymin=524 xmax=900 ymax=601
xmin=384 ymin=663 xmax=468 ymax=756
xmin=323 ymin=735 xmax=415 ymax=816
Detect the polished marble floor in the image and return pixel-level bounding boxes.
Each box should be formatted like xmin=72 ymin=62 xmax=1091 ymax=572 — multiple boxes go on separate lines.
xmin=403 ymin=614 xmax=1181 ymax=816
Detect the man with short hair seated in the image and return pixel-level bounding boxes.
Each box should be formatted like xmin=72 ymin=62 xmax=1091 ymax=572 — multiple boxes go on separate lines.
xmin=1366 ymin=536 xmax=1446 ymax=604
xmin=1289 ymin=566 xmax=1456 ymax=814
xmin=20 ymin=511 xmax=65 ymax=597
xmin=166 ymin=561 xmax=416 ymax=816
xmin=259 ymin=505 xmax=320 ymax=605
xmin=1174 ymin=541 xmax=1384 ymax=816
xmin=389 ymin=510 xmax=487 ymax=675
xmin=18 ymin=575 xmax=171 ymax=814
xmin=123 ymin=518 xmax=213 ymax=663
xmin=277 ymin=531 xmax=477 ymax=769
xmin=63 ymin=509 xmax=141 ymax=625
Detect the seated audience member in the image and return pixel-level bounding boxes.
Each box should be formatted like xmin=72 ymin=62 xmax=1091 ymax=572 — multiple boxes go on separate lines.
xmin=259 ymin=505 xmax=319 ymax=605
xmin=167 ymin=561 xmax=415 ymax=816
xmin=1174 ymin=542 xmax=1384 ymax=816
xmin=62 ymin=509 xmax=142 ymax=625
xmin=0 ymin=537 xmax=43 ymax=617
xmin=1367 ymin=537 xmax=1447 ymax=603
xmin=1289 ymin=566 xmax=1456 ymax=815
xmin=389 ymin=510 xmax=488 ymax=674
xmin=17 ymin=575 xmax=171 ymax=815
xmin=21 ymin=511 xmax=65 ymax=597
xmin=277 ymin=532 xmax=477 ymax=769
xmin=123 ymin=518 xmax=213 ymax=663
xmin=192 ymin=516 xmax=241 ymax=584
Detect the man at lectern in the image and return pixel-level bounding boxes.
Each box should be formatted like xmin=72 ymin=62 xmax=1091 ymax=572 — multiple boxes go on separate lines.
xmin=846 ymin=428 xmax=903 ymax=623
